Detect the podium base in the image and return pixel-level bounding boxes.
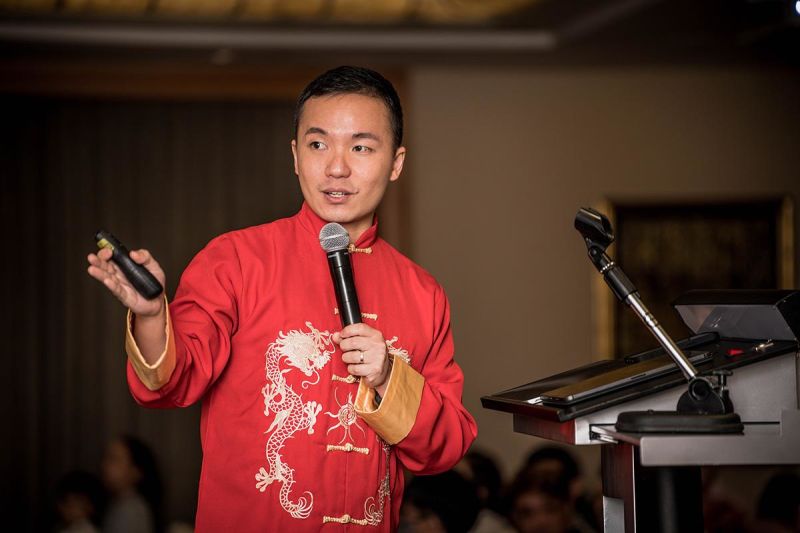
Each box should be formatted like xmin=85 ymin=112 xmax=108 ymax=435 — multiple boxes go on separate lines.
xmin=615 ymin=410 xmax=744 ymax=434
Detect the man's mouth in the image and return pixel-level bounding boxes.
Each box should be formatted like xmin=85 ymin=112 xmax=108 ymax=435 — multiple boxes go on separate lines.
xmin=324 ymin=191 xmax=353 ymax=198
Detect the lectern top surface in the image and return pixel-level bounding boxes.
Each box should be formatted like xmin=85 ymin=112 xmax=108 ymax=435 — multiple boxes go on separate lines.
xmin=481 ymin=335 xmax=797 ymax=423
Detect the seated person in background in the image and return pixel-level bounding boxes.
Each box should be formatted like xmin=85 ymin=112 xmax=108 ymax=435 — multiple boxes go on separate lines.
xmin=399 ymin=470 xmax=480 ymax=533
xmin=455 ymin=450 xmax=514 ymax=533
xmin=754 ymin=471 xmax=800 ymax=533
xmin=701 ymin=466 xmax=750 ymax=533
xmin=508 ymin=476 xmax=584 ymax=533
xmin=516 ymin=445 xmax=599 ymax=532
xmin=101 ymin=435 xmax=163 ymax=533
xmin=53 ymin=470 xmax=105 ymax=533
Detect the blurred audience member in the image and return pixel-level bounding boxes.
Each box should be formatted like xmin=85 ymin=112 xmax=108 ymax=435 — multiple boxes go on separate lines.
xmin=754 ymin=472 xmax=800 ymax=533
xmin=54 ymin=470 xmax=105 ymax=533
xmin=508 ymin=476 xmax=580 ymax=533
xmin=702 ymin=467 xmax=750 ymax=533
xmin=455 ymin=450 xmax=514 ymax=532
xmin=101 ymin=435 xmax=164 ymax=533
xmin=515 ymin=446 xmax=598 ymax=532
xmin=399 ymin=470 xmax=480 ymax=533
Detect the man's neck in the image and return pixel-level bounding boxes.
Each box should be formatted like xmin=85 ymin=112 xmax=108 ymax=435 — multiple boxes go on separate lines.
xmin=342 ymin=216 xmax=374 ymax=244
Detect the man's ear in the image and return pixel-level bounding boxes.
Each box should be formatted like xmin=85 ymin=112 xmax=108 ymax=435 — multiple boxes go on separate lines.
xmin=291 ymin=139 xmax=299 ymax=175
xmin=389 ymin=146 xmax=406 ymax=183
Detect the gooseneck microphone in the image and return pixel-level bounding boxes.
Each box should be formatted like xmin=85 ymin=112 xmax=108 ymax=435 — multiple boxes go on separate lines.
xmin=319 ymin=223 xmax=362 ymax=327
xmin=95 ymin=230 xmax=164 ymax=300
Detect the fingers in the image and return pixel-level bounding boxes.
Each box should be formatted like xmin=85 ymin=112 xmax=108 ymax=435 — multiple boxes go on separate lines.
xmin=87 ymin=255 xmax=112 ymax=283
xmin=338 ymin=323 xmax=376 ymax=339
xmin=334 ymin=324 xmax=388 ymax=383
xmin=341 ymin=349 xmax=367 ymax=366
xmin=87 ymin=252 xmax=133 ymax=303
xmin=335 ymin=324 xmax=383 ymax=352
xmin=97 ymin=247 xmax=113 ymax=261
xmin=129 ymin=248 xmax=152 ymax=265
xmin=338 ymin=335 xmax=372 ymax=354
xmin=345 ymin=355 xmax=376 ymax=378
xmin=346 ymin=355 xmax=389 ymax=389
xmin=341 ymin=343 xmax=389 ymax=389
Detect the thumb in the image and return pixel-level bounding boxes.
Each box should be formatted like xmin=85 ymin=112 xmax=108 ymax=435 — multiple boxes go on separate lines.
xmin=129 ymin=249 xmax=150 ymax=265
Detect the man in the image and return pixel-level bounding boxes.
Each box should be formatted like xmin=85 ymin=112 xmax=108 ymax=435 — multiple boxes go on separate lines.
xmin=87 ymin=66 xmax=477 ymax=531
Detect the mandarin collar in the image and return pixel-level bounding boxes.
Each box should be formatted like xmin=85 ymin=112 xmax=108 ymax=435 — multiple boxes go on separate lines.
xmin=297 ymin=202 xmax=379 ymax=249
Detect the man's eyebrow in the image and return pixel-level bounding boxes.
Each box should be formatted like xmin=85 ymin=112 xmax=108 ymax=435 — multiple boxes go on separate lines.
xmin=304 ymin=127 xmax=327 ymax=136
xmin=353 ymin=132 xmax=381 ymax=141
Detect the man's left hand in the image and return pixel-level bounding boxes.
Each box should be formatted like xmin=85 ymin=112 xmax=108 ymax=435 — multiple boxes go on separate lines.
xmin=333 ymin=323 xmax=390 ymax=397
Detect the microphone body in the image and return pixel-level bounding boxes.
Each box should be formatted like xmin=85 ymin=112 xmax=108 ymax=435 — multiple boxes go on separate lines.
xmin=319 ymin=222 xmax=362 ymax=327
xmin=326 ymin=248 xmax=362 ymax=327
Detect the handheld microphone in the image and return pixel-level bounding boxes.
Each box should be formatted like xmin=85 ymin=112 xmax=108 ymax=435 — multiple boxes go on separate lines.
xmin=319 ymin=223 xmax=361 ymax=327
xmin=95 ymin=230 xmax=164 ymax=300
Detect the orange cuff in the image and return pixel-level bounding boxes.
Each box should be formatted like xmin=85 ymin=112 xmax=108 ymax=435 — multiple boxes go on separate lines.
xmin=125 ymin=296 xmax=176 ymax=391
xmin=354 ymin=356 xmax=424 ymax=444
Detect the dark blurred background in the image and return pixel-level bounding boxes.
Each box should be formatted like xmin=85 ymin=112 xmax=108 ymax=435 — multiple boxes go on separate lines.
xmin=2 ymin=0 xmax=800 ymax=531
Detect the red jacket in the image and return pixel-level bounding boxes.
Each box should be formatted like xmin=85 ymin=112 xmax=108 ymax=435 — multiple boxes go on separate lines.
xmin=125 ymin=203 xmax=477 ymax=531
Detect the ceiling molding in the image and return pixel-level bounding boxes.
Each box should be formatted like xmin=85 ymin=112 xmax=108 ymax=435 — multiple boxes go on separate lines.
xmin=0 ymin=22 xmax=558 ymax=51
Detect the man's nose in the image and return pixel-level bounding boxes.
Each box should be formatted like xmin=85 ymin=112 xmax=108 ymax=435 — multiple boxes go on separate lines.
xmin=326 ymin=149 xmax=351 ymax=179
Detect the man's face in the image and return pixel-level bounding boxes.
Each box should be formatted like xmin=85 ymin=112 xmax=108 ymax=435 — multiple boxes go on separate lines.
xmin=292 ymin=93 xmax=405 ymax=239
xmin=512 ymin=491 xmax=571 ymax=533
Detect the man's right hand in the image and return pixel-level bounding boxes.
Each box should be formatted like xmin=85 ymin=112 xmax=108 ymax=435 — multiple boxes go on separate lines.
xmin=87 ymin=247 xmax=166 ymax=318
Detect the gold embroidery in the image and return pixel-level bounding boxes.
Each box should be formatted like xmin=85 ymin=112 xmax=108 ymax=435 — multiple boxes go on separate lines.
xmin=320 ymin=441 xmax=392 ymax=527
xmin=325 ymin=389 xmax=366 ymax=444
xmin=348 ymin=244 xmax=373 ymax=254
xmin=322 ymin=514 xmax=368 ymax=525
xmin=331 ymin=374 xmax=358 ymax=384
xmin=362 ymin=440 xmax=392 ymax=526
xmin=386 ymin=336 xmax=410 ymax=363
xmin=326 ymin=443 xmax=369 ymax=454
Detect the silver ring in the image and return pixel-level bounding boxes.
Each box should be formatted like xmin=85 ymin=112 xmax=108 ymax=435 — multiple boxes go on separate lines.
xmin=359 ymin=351 xmax=364 ymax=364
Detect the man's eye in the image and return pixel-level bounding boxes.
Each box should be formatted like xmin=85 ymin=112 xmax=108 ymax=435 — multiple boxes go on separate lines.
xmin=309 ymin=141 xmax=325 ymax=150
xmin=353 ymin=145 xmax=373 ymax=153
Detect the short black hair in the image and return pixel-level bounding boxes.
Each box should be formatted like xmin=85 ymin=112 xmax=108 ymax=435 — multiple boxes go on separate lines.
xmin=525 ymin=445 xmax=580 ymax=482
xmin=403 ymin=471 xmax=480 ymax=533
xmin=54 ymin=470 xmax=106 ymax=525
xmin=119 ymin=435 xmax=165 ymax=533
xmin=757 ymin=472 xmax=800 ymax=529
xmin=463 ymin=450 xmax=505 ymax=513
xmin=294 ymin=66 xmax=403 ymax=149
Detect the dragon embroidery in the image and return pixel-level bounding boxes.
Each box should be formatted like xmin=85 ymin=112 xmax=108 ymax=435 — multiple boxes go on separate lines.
xmin=255 ymin=322 xmax=335 ymax=519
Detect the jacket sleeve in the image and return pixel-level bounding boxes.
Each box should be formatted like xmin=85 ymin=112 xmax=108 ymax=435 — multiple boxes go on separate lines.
xmin=125 ymin=235 xmax=242 ymax=408
xmin=355 ymin=284 xmax=477 ymax=474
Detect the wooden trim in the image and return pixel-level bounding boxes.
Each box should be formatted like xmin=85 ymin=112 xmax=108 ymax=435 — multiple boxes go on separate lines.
xmin=0 ymin=60 xmax=320 ymax=100
xmin=0 ymin=60 xmax=398 ymax=101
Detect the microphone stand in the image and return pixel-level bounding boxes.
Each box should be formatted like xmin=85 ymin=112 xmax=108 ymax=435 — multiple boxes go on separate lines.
xmin=575 ymin=207 xmax=742 ymax=433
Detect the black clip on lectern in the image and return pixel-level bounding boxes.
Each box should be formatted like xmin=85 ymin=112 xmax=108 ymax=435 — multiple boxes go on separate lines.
xmin=575 ymin=207 xmax=744 ymax=434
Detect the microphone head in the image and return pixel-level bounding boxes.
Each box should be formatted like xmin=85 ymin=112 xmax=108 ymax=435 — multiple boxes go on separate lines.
xmin=319 ymin=223 xmax=350 ymax=252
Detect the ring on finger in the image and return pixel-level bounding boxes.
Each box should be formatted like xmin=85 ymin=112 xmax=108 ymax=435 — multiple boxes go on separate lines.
xmin=359 ymin=351 xmax=364 ymax=364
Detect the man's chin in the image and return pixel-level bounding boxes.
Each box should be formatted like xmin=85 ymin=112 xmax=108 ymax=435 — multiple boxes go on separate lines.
xmin=314 ymin=204 xmax=358 ymax=224
xmin=311 ymin=204 xmax=375 ymax=233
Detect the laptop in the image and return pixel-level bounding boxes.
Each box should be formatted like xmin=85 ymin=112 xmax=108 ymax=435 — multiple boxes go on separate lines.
xmin=539 ymin=351 xmax=713 ymax=405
